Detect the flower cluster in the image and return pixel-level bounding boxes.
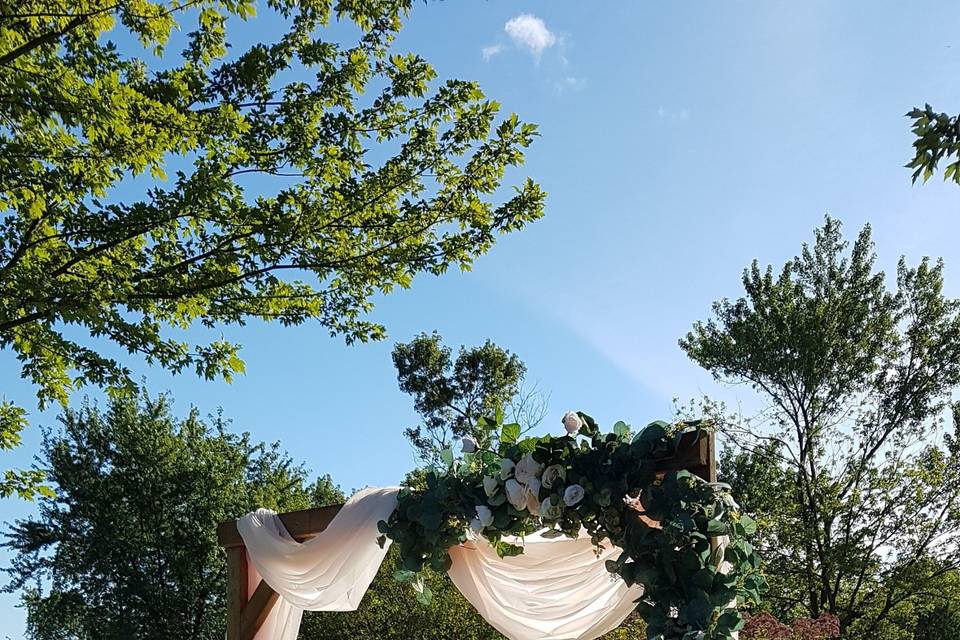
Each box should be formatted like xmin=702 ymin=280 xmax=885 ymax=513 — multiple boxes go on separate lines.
xmin=378 ymin=410 xmax=767 ymax=640
xmin=742 ymin=613 xmax=840 ymax=640
xmin=470 ymin=416 xmax=587 ymax=534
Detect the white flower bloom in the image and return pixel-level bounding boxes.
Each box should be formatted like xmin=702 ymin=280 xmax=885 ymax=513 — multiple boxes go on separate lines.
xmin=623 ymin=494 xmax=644 ymax=512
xmin=505 ymin=479 xmax=527 ymax=511
xmin=541 ymin=464 xmax=566 ymax=489
xmin=562 ymin=411 xmax=584 ymax=435
xmin=563 ymin=484 xmax=585 ymax=507
xmin=500 ymin=458 xmax=516 ymax=480
xmin=526 ymin=488 xmax=541 ymax=515
xmin=482 ymin=475 xmax=499 ymax=497
xmin=540 ymin=497 xmax=563 ymax=520
xmin=470 ymin=517 xmax=484 ymax=534
xmin=475 ymin=505 xmax=494 ymax=528
xmin=527 ymin=476 xmax=541 ymax=496
xmin=515 ymin=453 xmax=544 ymax=485
xmin=723 ymin=493 xmax=740 ymax=511
xmin=461 ymin=435 xmax=477 ymax=453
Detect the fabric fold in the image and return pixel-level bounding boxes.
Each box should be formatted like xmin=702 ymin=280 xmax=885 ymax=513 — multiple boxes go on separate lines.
xmin=237 ymin=486 xmax=400 ymax=640
xmin=447 ymin=530 xmax=644 ymax=640
xmin=237 ymin=486 xmax=644 ymax=640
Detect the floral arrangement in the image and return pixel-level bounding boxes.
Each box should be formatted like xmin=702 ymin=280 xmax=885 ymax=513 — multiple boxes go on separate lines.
xmin=742 ymin=613 xmax=841 ymax=640
xmin=378 ymin=410 xmax=767 ymax=640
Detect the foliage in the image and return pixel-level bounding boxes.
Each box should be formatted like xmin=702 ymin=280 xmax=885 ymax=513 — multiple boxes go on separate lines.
xmin=742 ymin=613 xmax=840 ymax=640
xmin=905 ymin=104 xmax=960 ymax=183
xmin=911 ymin=569 xmax=960 ymax=640
xmin=681 ymin=217 xmax=960 ymax=637
xmin=300 ymin=546 xmax=503 ymax=640
xmin=378 ymin=411 xmax=766 ymax=640
xmin=392 ymin=332 xmax=546 ymax=463
xmin=2 ymin=390 xmax=343 ymax=640
xmin=0 ymin=0 xmax=545 ymax=496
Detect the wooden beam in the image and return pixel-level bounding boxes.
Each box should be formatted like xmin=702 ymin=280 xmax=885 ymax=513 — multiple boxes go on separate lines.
xmin=653 ymin=428 xmax=714 ymax=482
xmin=240 ymin=580 xmax=280 ymax=640
xmin=218 ymin=503 xmax=344 ymax=548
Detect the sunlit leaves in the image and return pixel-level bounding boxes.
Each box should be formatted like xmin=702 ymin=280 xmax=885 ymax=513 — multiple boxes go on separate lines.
xmin=906 ymin=104 xmax=960 ymax=184
xmin=0 ymin=0 xmax=544 ymax=496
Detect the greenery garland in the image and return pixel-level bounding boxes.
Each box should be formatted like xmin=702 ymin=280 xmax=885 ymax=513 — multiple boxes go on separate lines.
xmin=378 ymin=411 xmax=767 ymax=640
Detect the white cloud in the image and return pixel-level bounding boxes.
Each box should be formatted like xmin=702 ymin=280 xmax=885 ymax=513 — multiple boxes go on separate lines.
xmin=481 ymin=44 xmax=503 ymax=61
xmin=554 ymin=76 xmax=587 ymax=93
xmin=504 ymin=14 xmax=557 ymax=58
xmin=657 ymin=106 xmax=690 ymax=124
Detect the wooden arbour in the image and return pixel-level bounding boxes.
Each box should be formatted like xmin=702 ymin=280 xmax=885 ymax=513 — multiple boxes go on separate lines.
xmin=218 ymin=430 xmax=716 ymax=640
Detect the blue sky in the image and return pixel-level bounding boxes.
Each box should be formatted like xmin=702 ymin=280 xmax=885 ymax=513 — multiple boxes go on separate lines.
xmin=3 ymin=1 xmax=960 ymax=636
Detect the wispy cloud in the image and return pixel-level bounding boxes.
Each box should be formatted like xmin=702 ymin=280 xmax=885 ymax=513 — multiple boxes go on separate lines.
xmin=554 ymin=76 xmax=587 ymax=93
xmin=504 ymin=14 xmax=557 ymax=59
xmin=481 ymin=44 xmax=503 ymax=61
xmin=657 ymin=106 xmax=690 ymax=124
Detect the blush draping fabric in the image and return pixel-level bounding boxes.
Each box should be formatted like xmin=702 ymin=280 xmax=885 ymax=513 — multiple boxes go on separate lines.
xmin=237 ymin=486 xmax=644 ymax=640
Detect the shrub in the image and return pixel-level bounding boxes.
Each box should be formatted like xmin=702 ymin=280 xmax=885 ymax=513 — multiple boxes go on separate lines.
xmin=743 ymin=612 xmax=840 ymax=640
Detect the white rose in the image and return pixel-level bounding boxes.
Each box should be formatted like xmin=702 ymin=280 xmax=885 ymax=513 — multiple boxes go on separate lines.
xmin=482 ymin=475 xmax=499 ymax=497
xmin=709 ymin=482 xmax=740 ymax=511
xmin=526 ymin=476 xmax=541 ymax=496
xmin=470 ymin=517 xmax=484 ymax=534
xmin=461 ymin=435 xmax=477 ymax=453
xmin=562 ymin=411 xmax=584 ymax=435
xmin=541 ymin=464 xmax=566 ymax=489
xmin=500 ymin=458 xmax=516 ymax=480
xmin=540 ymin=497 xmax=563 ymax=520
xmin=563 ymin=484 xmax=585 ymax=507
xmin=475 ymin=505 xmax=494 ymax=528
xmin=515 ymin=453 xmax=544 ymax=485
xmin=623 ymin=494 xmax=644 ymax=512
xmin=526 ymin=487 xmax=541 ymax=515
xmin=505 ymin=479 xmax=527 ymax=511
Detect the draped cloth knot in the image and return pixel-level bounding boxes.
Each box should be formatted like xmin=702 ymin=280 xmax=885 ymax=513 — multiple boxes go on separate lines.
xmin=237 ymin=486 xmax=644 ymax=640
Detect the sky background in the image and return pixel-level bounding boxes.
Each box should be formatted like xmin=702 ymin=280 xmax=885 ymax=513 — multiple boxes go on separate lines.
xmin=3 ymin=1 xmax=960 ymax=636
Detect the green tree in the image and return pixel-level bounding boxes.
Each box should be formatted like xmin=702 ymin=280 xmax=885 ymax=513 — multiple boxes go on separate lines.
xmin=681 ymin=218 xmax=960 ymax=638
xmin=2 ymin=390 xmax=343 ymax=640
xmin=300 ymin=547 xmax=503 ymax=640
xmin=906 ymin=104 xmax=960 ymax=184
xmin=392 ymin=332 xmax=547 ymax=463
xmin=912 ymin=569 xmax=960 ymax=640
xmin=0 ymin=0 xmax=545 ymax=497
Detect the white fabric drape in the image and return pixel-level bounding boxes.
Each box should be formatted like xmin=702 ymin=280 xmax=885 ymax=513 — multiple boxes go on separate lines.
xmin=237 ymin=487 xmax=643 ymax=640
xmin=448 ymin=530 xmax=644 ymax=640
xmin=237 ymin=486 xmax=400 ymax=640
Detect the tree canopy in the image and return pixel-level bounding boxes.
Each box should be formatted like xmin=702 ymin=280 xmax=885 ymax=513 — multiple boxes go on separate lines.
xmin=392 ymin=332 xmax=546 ymax=463
xmin=2 ymin=390 xmax=343 ymax=640
xmin=681 ymin=217 xmax=960 ymax=638
xmin=0 ymin=0 xmax=544 ymax=497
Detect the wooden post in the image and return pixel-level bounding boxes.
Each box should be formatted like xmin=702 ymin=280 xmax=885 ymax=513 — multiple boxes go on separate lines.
xmin=220 ymin=505 xmax=344 ymax=640
xmin=218 ymin=429 xmax=717 ymax=639
xmin=226 ymin=547 xmax=248 ymax=640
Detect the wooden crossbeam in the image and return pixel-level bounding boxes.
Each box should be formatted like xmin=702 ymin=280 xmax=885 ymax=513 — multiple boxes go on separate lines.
xmin=219 ymin=429 xmax=716 ymax=640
